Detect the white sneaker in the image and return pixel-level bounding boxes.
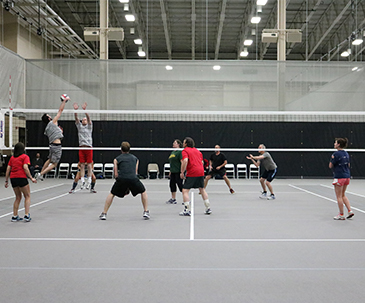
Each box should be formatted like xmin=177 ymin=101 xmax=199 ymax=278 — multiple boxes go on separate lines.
xmin=259 ymin=192 xmax=267 ymax=199
xmin=86 ymin=182 xmax=91 ymax=190
xmin=333 ymin=213 xmax=345 ymax=220
xmin=346 ymin=211 xmax=354 ymax=219
xmin=80 ymin=182 xmax=85 ymax=190
xmin=267 ymin=194 xmax=276 ymax=200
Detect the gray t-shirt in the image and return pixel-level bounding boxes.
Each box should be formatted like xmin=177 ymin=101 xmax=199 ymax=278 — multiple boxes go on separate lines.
xmin=76 ymin=122 xmax=93 ymax=147
xmin=115 ymin=153 xmax=138 ymax=179
xmin=44 ymin=121 xmax=63 ymax=144
xmin=260 ymin=152 xmax=277 ymax=171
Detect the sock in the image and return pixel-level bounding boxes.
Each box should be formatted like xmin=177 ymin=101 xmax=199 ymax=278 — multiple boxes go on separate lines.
xmin=81 ymin=177 xmax=85 ymax=184
xmin=72 ymin=182 xmax=77 ymax=190
xmin=204 ymin=199 xmax=210 ymax=209
xmin=87 ymin=177 xmax=92 ymax=184
xmin=91 ymin=182 xmax=95 ymax=189
xmin=184 ymin=202 xmax=191 ymax=211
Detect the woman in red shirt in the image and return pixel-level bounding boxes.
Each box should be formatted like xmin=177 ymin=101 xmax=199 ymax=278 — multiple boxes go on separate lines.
xmin=5 ymin=142 xmax=37 ymax=222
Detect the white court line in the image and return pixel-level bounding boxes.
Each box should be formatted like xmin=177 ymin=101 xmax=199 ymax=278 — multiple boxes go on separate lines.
xmin=320 ymin=184 xmax=365 ymax=198
xmin=1 ymin=238 xmax=365 ymax=242
xmin=0 ymin=183 xmax=65 ymax=202
xmin=289 ymin=184 xmax=365 ymax=214
xmin=0 ymin=267 xmax=364 ymax=271
xmin=0 ymin=188 xmax=76 ymax=219
xmin=190 ymin=192 xmax=194 ymax=240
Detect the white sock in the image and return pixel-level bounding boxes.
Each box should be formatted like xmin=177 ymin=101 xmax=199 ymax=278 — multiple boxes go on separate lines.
xmin=204 ymin=199 xmax=210 ymax=209
xmin=81 ymin=177 xmax=85 ymax=183
xmin=184 ymin=202 xmax=191 ymax=211
xmin=87 ymin=177 xmax=91 ymax=183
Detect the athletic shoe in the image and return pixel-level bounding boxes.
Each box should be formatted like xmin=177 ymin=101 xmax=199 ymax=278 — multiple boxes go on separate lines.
xmin=90 ymin=188 xmax=97 ymax=193
xmin=35 ymin=173 xmax=44 ymax=181
xmin=11 ymin=215 xmax=23 ymax=222
xmin=24 ymin=214 xmax=31 ymax=222
xmin=99 ymin=213 xmax=107 ymax=220
xmin=259 ymin=192 xmax=267 ymax=199
xmin=333 ymin=213 xmax=345 ymax=220
xmin=229 ymin=188 xmax=235 ymax=194
xmin=86 ymin=182 xmax=91 ymax=190
xmin=80 ymin=182 xmax=85 ymax=190
xmin=347 ymin=211 xmax=354 ymax=219
xmin=69 ymin=189 xmax=75 ymax=194
xmin=267 ymin=194 xmax=276 ymax=200
xmin=143 ymin=210 xmax=150 ymax=220
xmin=179 ymin=209 xmax=191 ymax=216
xmin=166 ymin=198 xmax=177 ymax=204
xmin=205 ymin=208 xmax=212 ymax=215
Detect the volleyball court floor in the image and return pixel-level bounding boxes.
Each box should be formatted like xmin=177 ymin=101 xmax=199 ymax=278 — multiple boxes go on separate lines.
xmin=0 ymin=177 xmax=364 ymax=303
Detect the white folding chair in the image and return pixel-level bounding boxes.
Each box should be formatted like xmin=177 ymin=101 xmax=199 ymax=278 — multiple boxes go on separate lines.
xmin=70 ymin=163 xmax=79 ymax=174
xmin=249 ymin=164 xmax=260 ymax=179
xmin=93 ymin=163 xmax=104 ymax=176
xmin=58 ymin=163 xmax=70 ymax=178
xmin=104 ymin=163 xmax=114 ymax=178
xmin=225 ymin=163 xmax=235 ymax=178
xmin=163 ymin=163 xmax=170 ymax=178
xmin=236 ymin=164 xmax=247 ymax=179
xmin=46 ymin=165 xmax=57 ymax=178
xmin=147 ymin=163 xmax=159 ymax=179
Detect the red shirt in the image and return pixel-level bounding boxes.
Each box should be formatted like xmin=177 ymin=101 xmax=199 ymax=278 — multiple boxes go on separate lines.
xmin=8 ymin=154 xmax=30 ymax=178
xmin=182 ymin=147 xmax=204 ymax=177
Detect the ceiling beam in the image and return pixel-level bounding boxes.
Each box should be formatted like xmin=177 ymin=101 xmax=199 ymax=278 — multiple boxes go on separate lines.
xmin=160 ymin=0 xmax=172 ymax=59
xmin=214 ymin=0 xmax=227 ymax=60
xmin=308 ymin=0 xmax=352 ymax=59
xmin=191 ymin=0 xmax=196 ymax=60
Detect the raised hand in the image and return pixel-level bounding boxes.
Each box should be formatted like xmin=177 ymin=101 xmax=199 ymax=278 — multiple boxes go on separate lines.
xmin=73 ymin=102 xmax=79 ymax=110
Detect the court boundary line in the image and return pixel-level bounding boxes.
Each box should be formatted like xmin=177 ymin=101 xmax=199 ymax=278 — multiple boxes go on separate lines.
xmin=190 ymin=192 xmax=194 ymax=240
xmin=0 ymin=238 xmax=365 ymax=242
xmin=0 ymin=266 xmax=364 ymax=271
xmin=0 ymin=188 xmax=78 ymax=219
xmin=0 ymin=183 xmax=65 ymax=202
xmin=320 ymin=184 xmax=365 ymax=198
xmin=288 ymin=184 xmax=365 ymax=214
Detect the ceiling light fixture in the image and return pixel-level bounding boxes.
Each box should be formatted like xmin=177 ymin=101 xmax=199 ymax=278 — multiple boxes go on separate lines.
xmin=165 ymin=65 xmax=173 ymax=71
xmin=213 ymin=65 xmax=221 ymax=71
xmin=251 ymin=16 xmax=261 ymax=24
xmin=134 ymin=39 xmax=142 ymax=45
xmin=119 ymin=0 xmax=129 ymax=3
xmin=244 ymin=39 xmax=253 ymax=46
xmin=125 ymin=14 xmax=135 ymax=22
xmin=130 ymin=28 xmax=135 ymax=34
xmin=257 ymin=0 xmax=268 ymax=5
xmin=138 ymin=46 xmax=146 ymax=57
xmin=352 ymin=66 xmax=358 ymax=71
xmin=124 ymin=4 xmax=129 ymax=11
xmin=240 ymin=47 xmax=249 ymax=57
xmin=340 ymin=49 xmax=351 ymax=57
xmin=352 ymin=39 xmax=363 ymax=45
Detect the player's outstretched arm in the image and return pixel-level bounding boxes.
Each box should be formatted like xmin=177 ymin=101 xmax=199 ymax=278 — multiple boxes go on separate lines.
xmin=53 ymin=96 xmax=69 ymax=124
xmin=82 ymin=102 xmax=92 ymax=124
xmin=73 ymin=102 xmax=79 ymax=123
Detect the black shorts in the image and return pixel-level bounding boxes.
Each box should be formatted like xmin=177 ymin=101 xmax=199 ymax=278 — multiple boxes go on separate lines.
xmin=11 ymin=178 xmax=29 ymax=188
xmin=183 ymin=176 xmax=205 ymax=189
xmin=208 ymin=168 xmax=226 ymax=177
xmin=261 ymin=168 xmax=277 ymax=182
xmin=111 ymin=178 xmax=145 ymax=198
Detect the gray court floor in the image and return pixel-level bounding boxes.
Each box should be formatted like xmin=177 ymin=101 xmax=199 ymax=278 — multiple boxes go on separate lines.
xmin=0 ymin=176 xmax=365 ymax=303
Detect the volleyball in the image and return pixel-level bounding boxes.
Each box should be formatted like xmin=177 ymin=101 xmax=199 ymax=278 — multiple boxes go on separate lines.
xmin=60 ymin=94 xmax=70 ymax=102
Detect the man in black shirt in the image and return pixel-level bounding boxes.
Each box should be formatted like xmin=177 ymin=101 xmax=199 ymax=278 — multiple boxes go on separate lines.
xmin=204 ymin=145 xmax=235 ymax=194
xmin=99 ymin=141 xmax=150 ymax=220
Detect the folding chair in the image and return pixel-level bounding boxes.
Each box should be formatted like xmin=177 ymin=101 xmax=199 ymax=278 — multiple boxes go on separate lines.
xmin=249 ymin=164 xmax=260 ymax=179
xmin=236 ymin=164 xmax=247 ymax=179
xmin=147 ymin=163 xmax=159 ymax=179
xmin=104 ymin=163 xmax=114 ymax=178
xmin=225 ymin=163 xmax=235 ymax=178
xmin=58 ymin=163 xmax=70 ymax=178
xmin=163 ymin=163 xmax=170 ymax=178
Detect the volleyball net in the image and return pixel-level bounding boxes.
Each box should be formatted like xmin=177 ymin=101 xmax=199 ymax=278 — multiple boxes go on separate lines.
xmin=1 ymin=108 xmax=365 ymax=179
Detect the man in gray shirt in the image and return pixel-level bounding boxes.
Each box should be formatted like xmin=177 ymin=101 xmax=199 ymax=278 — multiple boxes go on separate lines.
xmin=38 ymin=95 xmax=69 ymax=180
xmin=74 ymin=102 xmax=93 ymax=189
xmin=247 ymin=144 xmax=278 ymax=200
xmin=99 ymin=141 xmax=150 ymax=220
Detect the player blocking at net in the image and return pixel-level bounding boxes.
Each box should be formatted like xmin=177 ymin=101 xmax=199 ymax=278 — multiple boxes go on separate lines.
xmin=36 ymin=94 xmax=69 ymax=180
xmin=99 ymin=141 xmax=150 ymax=220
